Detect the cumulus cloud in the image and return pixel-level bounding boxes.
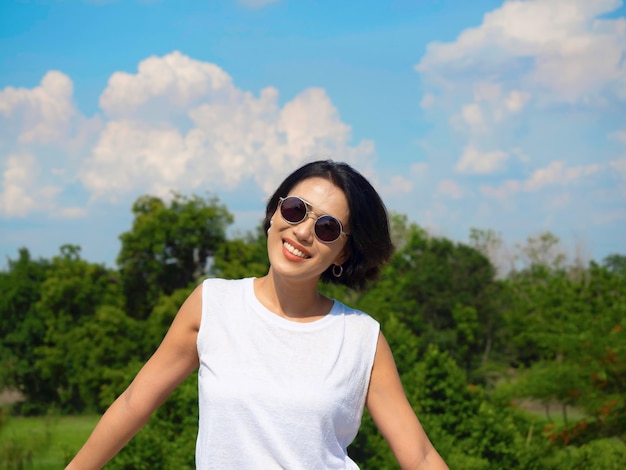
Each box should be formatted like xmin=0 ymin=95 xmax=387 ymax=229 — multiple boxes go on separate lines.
xmin=420 ymin=93 xmax=436 ymax=109
xmin=100 ymin=51 xmax=234 ymax=119
xmin=460 ymin=103 xmax=485 ymax=128
xmin=523 ymin=161 xmax=599 ymax=191
xmin=82 ymin=54 xmax=375 ymax=200
xmin=0 ymin=154 xmax=60 ymax=216
xmin=481 ymin=160 xmax=601 ymax=200
xmin=0 ymin=71 xmax=102 ymax=218
xmin=380 ymin=175 xmax=413 ymax=197
xmin=505 ymin=90 xmax=531 ymax=112
xmin=456 ymin=145 xmax=508 ymax=174
xmin=416 ymin=0 xmax=626 ymax=104
xmin=56 ymin=207 xmax=88 ymax=218
xmin=415 ymin=0 xmax=626 ymax=168
xmin=0 ymin=71 xmax=76 ymax=144
xmin=1 ymin=52 xmax=374 ymax=218
xmin=411 ymin=162 xmax=429 ymax=177
xmin=437 ymin=179 xmax=463 ymax=199
xmin=414 ymin=0 xmax=625 ymax=239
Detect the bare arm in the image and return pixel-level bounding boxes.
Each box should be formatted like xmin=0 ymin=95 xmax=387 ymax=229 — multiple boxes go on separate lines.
xmin=65 ymin=284 xmax=203 ymax=470
xmin=366 ymin=333 xmax=448 ymax=470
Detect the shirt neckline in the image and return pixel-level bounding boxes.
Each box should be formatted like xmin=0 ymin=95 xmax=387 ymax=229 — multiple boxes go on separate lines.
xmin=245 ymin=278 xmax=341 ymax=331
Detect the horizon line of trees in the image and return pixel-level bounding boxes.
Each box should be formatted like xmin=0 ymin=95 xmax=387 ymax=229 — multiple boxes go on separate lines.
xmin=1 ymin=192 xmax=624 ymax=469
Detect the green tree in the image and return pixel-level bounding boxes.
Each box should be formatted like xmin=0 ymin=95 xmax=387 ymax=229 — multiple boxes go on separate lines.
xmin=34 ymin=245 xmax=125 ymax=412
xmin=603 ymin=253 xmax=626 ymax=276
xmin=117 ymin=193 xmax=233 ymax=319
xmin=352 ymin=345 xmax=537 ymax=469
xmin=504 ymin=260 xmax=626 ymax=446
xmin=0 ymin=249 xmax=52 ymax=414
xmin=211 ymin=224 xmax=269 ymax=279
xmin=469 ymin=227 xmax=511 ymax=278
xmin=358 ymin=225 xmax=501 ymax=377
xmin=515 ymin=232 xmax=567 ymax=272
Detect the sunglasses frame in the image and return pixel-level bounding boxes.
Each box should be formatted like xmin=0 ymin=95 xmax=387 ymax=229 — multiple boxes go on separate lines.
xmin=278 ymin=196 xmax=349 ymax=244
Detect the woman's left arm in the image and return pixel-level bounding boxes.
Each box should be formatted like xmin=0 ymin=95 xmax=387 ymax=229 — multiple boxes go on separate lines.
xmin=366 ymin=332 xmax=449 ymax=470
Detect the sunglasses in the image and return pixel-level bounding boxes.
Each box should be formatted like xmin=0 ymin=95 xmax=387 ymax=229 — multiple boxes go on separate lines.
xmin=278 ymin=196 xmax=349 ymax=243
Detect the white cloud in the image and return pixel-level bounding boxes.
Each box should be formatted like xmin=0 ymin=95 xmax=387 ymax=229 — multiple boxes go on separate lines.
xmin=455 ymin=145 xmax=508 ymax=174
xmin=480 ymin=180 xmax=521 ymax=202
xmin=0 ymin=71 xmax=99 ymax=219
xmin=380 ymin=175 xmax=413 ymax=197
xmin=525 ymin=160 xmax=600 ymax=191
xmin=0 ymin=71 xmax=76 ymax=144
xmin=80 ymin=52 xmax=375 ymax=201
xmin=100 ymin=51 xmax=234 ymax=119
xmin=549 ymin=192 xmax=571 ymax=209
xmin=416 ymin=0 xmax=626 ymax=104
xmin=473 ymin=81 xmax=502 ymax=102
xmin=460 ymin=103 xmax=485 ymax=128
xmin=420 ymin=93 xmax=436 ymax=109
xmin=56 ymin=207 xmax=88 ymax=218
xmin=411 ymin=162 xmax=429 ymax=177
xmin=610 ymin=157 xmax=626 ymax=178
xmin=1 ymin=52 xmax=374 ymax=219
xmin=0 ymin=154 xmax=60 ymax=216
xmin=81 ymin=120 xmax=198 ymax=200
xmin=524 ymin=161 xmax=568 ymax=191
xmin=481 ymin=160 xmax=602 ymax=200
xmin=505 ymin=90 xmax=531 ymax=112
xmin=414 ymin=0 xmax=625 ymax=242
xmin=437 ymin=179 xmax=463 ymax=199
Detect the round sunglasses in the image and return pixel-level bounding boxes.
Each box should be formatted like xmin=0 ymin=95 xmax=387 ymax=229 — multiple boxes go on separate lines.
xmin=278 ymin=196 xmax=349 ymax=243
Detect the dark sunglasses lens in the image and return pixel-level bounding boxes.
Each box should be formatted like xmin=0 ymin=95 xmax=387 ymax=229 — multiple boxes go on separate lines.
xmin=315 ymin=216 xmax=341 ymax=242
xmin=281 ymin=197 xmax=307 ymax=223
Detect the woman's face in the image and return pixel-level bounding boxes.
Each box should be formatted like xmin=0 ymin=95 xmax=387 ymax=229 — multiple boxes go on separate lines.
xmin=267 ymin=176 xmax=350 ymax=284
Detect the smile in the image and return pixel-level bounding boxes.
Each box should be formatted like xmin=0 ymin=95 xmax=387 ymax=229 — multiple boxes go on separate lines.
xmin=283 ymin=241 xmax=310 ymax=259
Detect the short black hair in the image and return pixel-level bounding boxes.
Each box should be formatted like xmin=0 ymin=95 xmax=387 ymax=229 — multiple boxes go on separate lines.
xmin=264 ymin=160 xmax=393 ymax=291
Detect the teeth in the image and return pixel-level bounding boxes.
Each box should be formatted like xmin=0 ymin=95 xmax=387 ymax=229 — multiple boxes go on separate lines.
xmin=284 ymin=241 xmax=309 ymax=259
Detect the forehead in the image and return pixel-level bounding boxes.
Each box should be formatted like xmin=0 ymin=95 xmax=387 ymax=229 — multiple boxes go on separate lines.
xmin=287 ymin=177 xmax=349 ymax=220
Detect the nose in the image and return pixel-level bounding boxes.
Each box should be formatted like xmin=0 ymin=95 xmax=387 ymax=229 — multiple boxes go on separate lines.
xmin=292 ymin=214 xmax=316 ymax=243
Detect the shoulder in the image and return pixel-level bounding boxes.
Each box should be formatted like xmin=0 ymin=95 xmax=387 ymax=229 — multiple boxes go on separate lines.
xmin=197 ymin=278 xmax=254 ymax=326
xmin=333 ymin=300 xmax=380 ymax=330
xmin=200 ymin=277 xmax=252 ymax=297
xmin=332 ymin=301 xmax=380 ymax=354
xmin=201 ymin=277 xmax=252 ymax=287
xmin=201 ymin=277 xmax=250 ymax=288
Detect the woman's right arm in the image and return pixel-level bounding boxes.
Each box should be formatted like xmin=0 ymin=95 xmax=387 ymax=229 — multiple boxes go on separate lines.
xmin=65 ymin=283 xmax=204 ymax=470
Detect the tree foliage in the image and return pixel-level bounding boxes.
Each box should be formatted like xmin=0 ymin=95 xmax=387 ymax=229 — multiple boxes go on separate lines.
xmin=0 ymin=249 xmax=52 ymax=414
xmin=211 ymin=224 xmax=268 ymax=279
xmin=359 ymin=223 xmax=501 ymax=378
xmin=1 ymin=195 xmax=624 ymax=469
xmin=117 ymin=193 xmax=233 ymax=319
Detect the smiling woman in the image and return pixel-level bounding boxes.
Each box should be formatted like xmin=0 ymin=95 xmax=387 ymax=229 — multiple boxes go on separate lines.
xmin=65 ymin=160 xmax=448 ymax=470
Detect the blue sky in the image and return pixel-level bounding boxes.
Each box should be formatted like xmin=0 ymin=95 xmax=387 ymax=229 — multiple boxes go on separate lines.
xmin=1 ymin=0 xmax=625 ymax=271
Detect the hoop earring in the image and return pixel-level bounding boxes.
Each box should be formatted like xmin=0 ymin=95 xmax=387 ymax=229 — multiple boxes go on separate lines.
xmin=332 ymin=264 xmax=343 ymax=278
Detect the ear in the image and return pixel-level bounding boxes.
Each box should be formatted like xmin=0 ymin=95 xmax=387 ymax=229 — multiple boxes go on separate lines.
xmin=333 ymin=244 xmax=351 ymax=266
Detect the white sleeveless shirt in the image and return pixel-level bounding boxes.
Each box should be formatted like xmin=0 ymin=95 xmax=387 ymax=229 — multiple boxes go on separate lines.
xmin=195 ymin=278 xmax=380 ymax=469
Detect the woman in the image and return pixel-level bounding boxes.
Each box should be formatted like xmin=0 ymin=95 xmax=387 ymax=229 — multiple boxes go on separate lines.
xmin=67 ymin=160 xmax=448 ymax=469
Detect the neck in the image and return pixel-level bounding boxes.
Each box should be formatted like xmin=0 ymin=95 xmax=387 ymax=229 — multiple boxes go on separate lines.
xmin=254 ymin=269 xmax=332 ymax=322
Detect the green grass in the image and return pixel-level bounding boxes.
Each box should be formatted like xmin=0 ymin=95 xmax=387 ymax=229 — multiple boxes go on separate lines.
xmin=0 ymin=413 xmax=99 ymax=469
